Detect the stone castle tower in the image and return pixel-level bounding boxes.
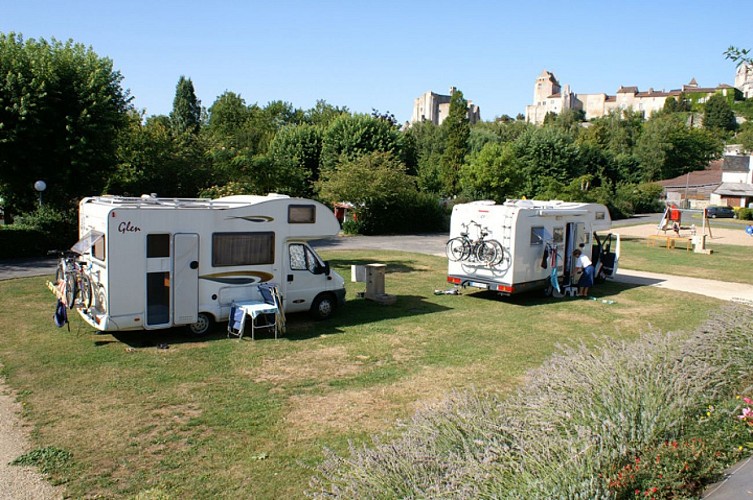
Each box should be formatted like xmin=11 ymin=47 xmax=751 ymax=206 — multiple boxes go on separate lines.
xmin=533 ymin=70 xmax=560 ymax=106
xmin=735 ymin=63 xmax=753 ymax=98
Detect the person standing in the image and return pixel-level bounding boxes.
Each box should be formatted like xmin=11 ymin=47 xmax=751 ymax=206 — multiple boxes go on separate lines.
xmin=572 ymin=249 xmax=594 ymax=297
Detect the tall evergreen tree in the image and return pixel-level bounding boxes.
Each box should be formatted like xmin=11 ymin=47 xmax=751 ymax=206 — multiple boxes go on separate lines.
xmin=170 ymin=76 xmax=201 ymax=135
xmin=439 ymin=89 xmax=471 ymax=196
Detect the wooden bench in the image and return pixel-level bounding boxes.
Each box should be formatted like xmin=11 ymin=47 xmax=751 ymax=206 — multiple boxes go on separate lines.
xmin=646 ymin=234 xmax=692 ymax=251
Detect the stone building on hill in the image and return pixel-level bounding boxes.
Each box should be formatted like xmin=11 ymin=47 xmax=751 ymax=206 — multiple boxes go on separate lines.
xmin=525 ymin=68 xmax=749 ymax=124
xmin=735 ymin=63 xmax=753 ymax=98
xmin=410 ymin=87 xmax=481 ymax=126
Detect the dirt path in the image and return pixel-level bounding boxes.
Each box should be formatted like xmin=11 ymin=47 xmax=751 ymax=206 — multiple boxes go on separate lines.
xmin=0 ymin=374 xmax=62 ymax=500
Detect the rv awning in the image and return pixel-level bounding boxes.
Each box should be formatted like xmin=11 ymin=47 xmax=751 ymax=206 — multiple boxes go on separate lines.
xmin=535 ymin=209 xmax=588 ymax=217
xmin=71 ymin=230 xmax=104 ymax=255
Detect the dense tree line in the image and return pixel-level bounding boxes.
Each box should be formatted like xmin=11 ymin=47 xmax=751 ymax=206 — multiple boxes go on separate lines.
xmin=2 ymin=33 xmax=750 ymax=234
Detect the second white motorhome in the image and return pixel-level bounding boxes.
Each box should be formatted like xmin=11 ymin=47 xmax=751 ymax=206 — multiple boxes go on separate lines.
xmin=446 ymin=199 xmax=619 ymax=296
xmin=71 ymin=194 xmax=346 ymax=334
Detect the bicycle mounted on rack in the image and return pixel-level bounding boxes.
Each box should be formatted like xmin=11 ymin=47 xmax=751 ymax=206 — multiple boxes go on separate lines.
xmin=445 ymin=220 xmax=505 ymax=265
xmin=52 ymin=250 xmax=94 ymax=310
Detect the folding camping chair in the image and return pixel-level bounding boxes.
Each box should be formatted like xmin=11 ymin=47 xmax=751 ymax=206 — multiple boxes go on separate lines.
xmin=227 ymin=284 xmax=281 ymax=340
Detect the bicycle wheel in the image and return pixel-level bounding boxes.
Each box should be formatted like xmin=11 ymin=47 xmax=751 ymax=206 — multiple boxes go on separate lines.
xmin=79 ymin=274 xmax=93 ymax=310
xmin=65 ymin=273 xmax=76 ymax=308
xmin=475 ymin=240 xmax=499 ymax=265
xmin=446 ymin=237 xmax=470 ymax=262
xmin=486 ymin=240 xmax=506 ymax=266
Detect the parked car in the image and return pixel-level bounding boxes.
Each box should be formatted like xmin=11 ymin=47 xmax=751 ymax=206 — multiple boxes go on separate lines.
xmin=705 ymin=206 xmax=735 ymax=218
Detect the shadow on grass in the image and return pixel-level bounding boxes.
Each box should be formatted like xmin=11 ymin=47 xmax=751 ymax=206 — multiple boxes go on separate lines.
xmin=103 ymin=294 xmax=450 ymax=347
xmin=284 ymin=294 xmax=450 ymax=341
xmin=327 ymin=257 xmax=421 ymax=275
xmin=459 ymin=279 xmax=662 ymax=307
xmin=109 ymin=328 xmax=230 ymax=348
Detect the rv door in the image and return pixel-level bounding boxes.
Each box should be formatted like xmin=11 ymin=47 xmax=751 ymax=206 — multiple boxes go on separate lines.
xmin=145 ymin=234 xmax=172 ymax=328
xmin=565 ymin=222 xmax=587 ymax=283
xmin=173 ymin=233 xmax=199 ymax=325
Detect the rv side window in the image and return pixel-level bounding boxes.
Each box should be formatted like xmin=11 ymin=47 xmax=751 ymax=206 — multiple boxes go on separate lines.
xmin=212 ymin=232 xmax=274 ymax=267
xmin=288 ymin=205 xmax=316 ymax=224
xmin=553 ymin=227 xmax=564 ymax=244
xmin=147 ymin=234 xmax=170 ymax=258
xmin=92 ymin=235 xmax=106 ymax=261
xmin=530 ymin=227 xmax=545 ymax=245
xmin=289 ymin=244 xmax=318 ymax=272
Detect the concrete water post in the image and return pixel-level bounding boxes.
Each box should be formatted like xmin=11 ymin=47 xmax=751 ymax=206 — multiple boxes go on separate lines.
xmin=365 ymin=264 xmax=386 ymax=300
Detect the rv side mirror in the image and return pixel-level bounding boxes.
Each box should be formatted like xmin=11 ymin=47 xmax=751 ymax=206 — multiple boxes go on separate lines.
xmin=315 ymin=261 xmax=331 ymax=276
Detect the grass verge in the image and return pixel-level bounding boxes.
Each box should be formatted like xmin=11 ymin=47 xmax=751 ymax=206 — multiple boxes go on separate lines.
xmin=619 ymin=237 xmax=753 ymax=285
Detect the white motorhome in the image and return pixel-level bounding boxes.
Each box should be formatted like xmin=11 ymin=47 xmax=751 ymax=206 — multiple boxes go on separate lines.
xmin=446 ymin=199 xmax=619 ymax=296
xmin=73 ymin=194 xmax=346 ymax=334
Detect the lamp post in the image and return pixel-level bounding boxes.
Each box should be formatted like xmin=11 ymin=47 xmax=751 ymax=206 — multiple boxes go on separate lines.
xmin=34 ymin=180 xmax=46 ymax=207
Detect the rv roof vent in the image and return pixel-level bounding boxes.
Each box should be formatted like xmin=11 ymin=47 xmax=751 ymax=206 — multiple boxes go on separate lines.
xmin=469 ymin=200 xmax=496 ymax=206
xmin=140 ymin=194 xmax=161 ymax=205
xmin=266 ymin=193 xmax=290 ymax=199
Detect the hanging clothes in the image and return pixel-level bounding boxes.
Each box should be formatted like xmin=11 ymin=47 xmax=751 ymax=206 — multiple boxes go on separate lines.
xmin=541 ymin=245 xmax=549 ymax=269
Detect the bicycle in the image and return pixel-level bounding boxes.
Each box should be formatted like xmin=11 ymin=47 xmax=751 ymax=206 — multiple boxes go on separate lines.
xmin=446 ymin=221 xmax=505 ymax=265
xmin=53 ymin=251 xmax=93 ymax=310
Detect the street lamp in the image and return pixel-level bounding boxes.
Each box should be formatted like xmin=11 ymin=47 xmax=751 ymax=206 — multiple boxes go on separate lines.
xmin=34 ymin=180 xmax=46 ymax=207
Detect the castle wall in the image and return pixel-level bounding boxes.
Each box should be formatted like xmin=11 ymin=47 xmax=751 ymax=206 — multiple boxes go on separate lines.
xmin=410 ymin=90 xmax=480 ymax=126
xmin=526 ymin=67 xmax=746 ymax=124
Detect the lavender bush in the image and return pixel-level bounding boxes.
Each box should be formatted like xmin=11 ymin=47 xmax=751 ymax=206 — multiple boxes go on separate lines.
xmin=309 ymin=305 xmax=753 ymax=499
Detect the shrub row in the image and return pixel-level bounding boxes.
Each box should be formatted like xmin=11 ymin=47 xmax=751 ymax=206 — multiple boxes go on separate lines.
xmin=309 ymin=305 xmax=753 ymax=498
xmin=736 ymin=207 xmax=753 ymax=220
xmin=0 ymin=206 xmax=77 ymax=258
xmin=342 ymin=192 xmax=448 ymax=235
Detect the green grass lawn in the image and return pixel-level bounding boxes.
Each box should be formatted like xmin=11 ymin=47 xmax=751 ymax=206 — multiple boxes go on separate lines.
xmin=0 ymin=250 xmax=725 ymax=498
xmin=619 ymin=238 xmax=753 ymax=285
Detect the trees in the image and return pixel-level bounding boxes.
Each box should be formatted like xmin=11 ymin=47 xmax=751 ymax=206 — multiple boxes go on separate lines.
xmin=514 ymin=127 xmax=584 ymax=197
xmin=319 ymin=113 xmax=403 ymax=174
xmin=170 ymin=76 xmax=201 ymax=135
xmin=0 ymin=33 xmax=131 ymax=219
xmin=703 ymin=93 xmax=736 ymax=133
xmin=108 ymin=111 xmax=210 ymax=198
xmin=316 ymin=151 xmax=416 ymax=207
xmin=404 ymin=120 xmax=445 ymax=194
xmin=460 ymin=142 xmax=523 ymax=201
xmin=438 ymin=89 xmax=471 ymax=196
xmin=634 ymin=114 xmax=721 ymax=181
xmin=737 ymin=123 xmax=753 ymax=154
xmin=267 ymin=124 xmax=322 ymax=196
xmin=724 ymin=46 xmax=752 ymax=66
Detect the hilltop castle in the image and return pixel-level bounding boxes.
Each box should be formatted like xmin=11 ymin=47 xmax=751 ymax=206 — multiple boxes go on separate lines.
xmin=410 ymin=87 xmax=481 ymax=126
xmin=525 ymin=65 xmax=753 ymax=124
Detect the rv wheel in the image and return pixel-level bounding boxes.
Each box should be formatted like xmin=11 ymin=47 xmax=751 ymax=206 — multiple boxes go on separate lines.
xmin=188 ymin=313 xmax=213 ymax=335
xmin=310 ymin=294 xmax=336 ymax=320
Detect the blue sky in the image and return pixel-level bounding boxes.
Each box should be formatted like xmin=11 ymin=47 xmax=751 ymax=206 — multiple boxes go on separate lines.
xmin=3 ymin=1 xmax=750 ymax=123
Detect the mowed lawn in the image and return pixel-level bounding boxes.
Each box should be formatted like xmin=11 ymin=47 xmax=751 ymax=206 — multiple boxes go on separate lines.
xmin=0 ymin=250 xmax=724 ymax=498
xmin=618 ymin=237 xmax=753 ymax=285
